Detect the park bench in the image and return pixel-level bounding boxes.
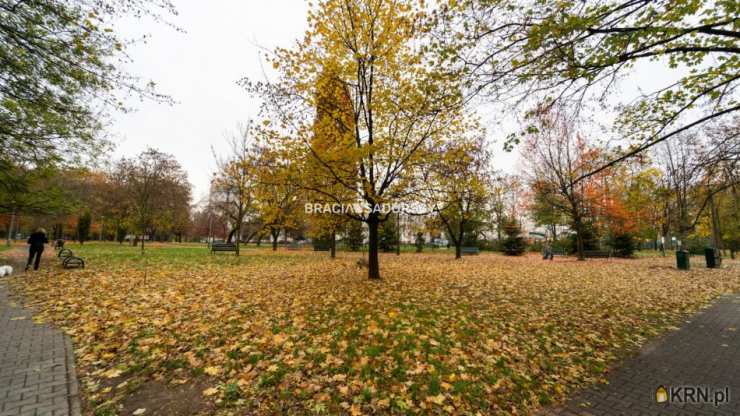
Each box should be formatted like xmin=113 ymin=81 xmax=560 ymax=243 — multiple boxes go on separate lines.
xmin=583 ymin=250 xmax=612 ymax=259
xmin=312 ymin=242 xmax=331 ymax=251
xmin=57 ymin=248 xmax=85 ymax=269
xmin=210 ymin=242 xmax=237 ymax=253
xmin=461 ymin=247 xmax=480 ymax=255
xmin=62 ymin=256 xmax=85 ymax=269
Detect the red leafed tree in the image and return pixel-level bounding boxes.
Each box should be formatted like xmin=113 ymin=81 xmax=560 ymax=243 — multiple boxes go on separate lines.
xmin=522 ymin=105 xmax=606 ymax=260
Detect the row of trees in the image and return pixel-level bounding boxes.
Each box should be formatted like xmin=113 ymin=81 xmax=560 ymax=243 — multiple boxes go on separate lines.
xmin=1 ymin=0 xmax=179 ymax=245
xmin=231 ymin=0 xmax=739 ymax=279
xmin=2 ymin=0 xmax=737 ymax=279
xmin=524 ymin=109 xmax=739 ymax=260
xmin=1 ymin=149 xmax=192 ymax=251
xmin=203 ymin=102 xmax=737 ymax=269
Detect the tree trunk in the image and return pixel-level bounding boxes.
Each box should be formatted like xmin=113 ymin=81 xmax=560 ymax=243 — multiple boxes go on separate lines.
xmin=235 ymin=224 xmax=241 ymax=257
xmin=709 ymin=195 xmax=723 ymax=250
xmin=454 ymin=221 xmax=464 ymax=259
xmin=5 ymin=210 xmax=16 ymax=247
xmin=330 ymin=229 xmax=336 ymax=259
xmin=367 ymin=214 xmax=381 ymax=280
xmin=573 ymin=217 xmax=585 ymax=261
xmin=576 ymin=232 xmax=584 ymax=260
xmin=271 ymin=229 xmax=278 ymax=251
xmin=396 ymin=213 xmax=401 ymax=256
xmin=731 ymin=181 xmax=739 ymax=259
xmin=140 ymin=234 xmax=145 ymax=254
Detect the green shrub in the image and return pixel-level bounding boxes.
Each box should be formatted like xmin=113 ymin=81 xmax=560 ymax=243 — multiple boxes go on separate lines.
xmin=415 ymin=232 xmax=425 ymax=252
xmin=312 ymin=233 xmax=333 ymax=251
xmin=567 ymin=222 xmax=600 ymax=254
xmin=609 ymin=233 xmax=636 ymax=258
xmin=379 ymin=216 xmax=399 ymax=252
xmin=502 ymin=219 xmax=527 ymax=256
xmin=345 ymin=221 xmax=364 ymax=251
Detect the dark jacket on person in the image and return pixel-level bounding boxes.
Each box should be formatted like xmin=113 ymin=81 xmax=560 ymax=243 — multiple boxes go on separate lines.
xmin=27 ymin=232 xmax=49 ymax=248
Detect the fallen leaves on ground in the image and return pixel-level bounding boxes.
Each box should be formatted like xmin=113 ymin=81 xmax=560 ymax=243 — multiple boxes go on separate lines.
xmin=10 ymin=249 xmax=740 ymax=415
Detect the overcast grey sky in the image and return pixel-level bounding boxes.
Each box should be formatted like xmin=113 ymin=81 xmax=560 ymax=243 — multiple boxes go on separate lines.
xmin=111 ymin=1 xmax=309 ymax=201
xmin=109 ymin=1 xmax=671 ymax=202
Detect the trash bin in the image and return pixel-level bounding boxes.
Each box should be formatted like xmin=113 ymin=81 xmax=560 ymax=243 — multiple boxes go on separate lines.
xmin=704 ymin=248 xmax=720 ymax=268
xmin=676 ymin=250 xmax=690 ymax=270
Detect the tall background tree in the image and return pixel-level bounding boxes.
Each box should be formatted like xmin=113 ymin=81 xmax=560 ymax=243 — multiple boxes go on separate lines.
xmin=212 ymin=124 xmax=259 ymax=255
xmin=302 ymin=67 xmax=358 ymax=258
xmin=115 ymin=149 xmax=191 ymax=254
xmin=0 ymin=0 xmax=175 ymax=173
xmin=253 ymin=147 xmax=301 ymax=251
xmin=246 ymin=0 xmax=467 ymax=279
xmin=0 ymin=0 xmax=177 ymax=243
xmin=522 ymin=106 xmax=605 ymax=260
xmin=420 ymin=135 xmax=491 ymax=258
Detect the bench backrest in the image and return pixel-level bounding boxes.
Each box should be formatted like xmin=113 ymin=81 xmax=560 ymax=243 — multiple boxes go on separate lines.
xmin=63 ymin=256 xmax=85 ymax=269
xmin=211 ymin=243 xmax=236 ymax=251
xmin=211 ymin=244 xmax=236 ymax=249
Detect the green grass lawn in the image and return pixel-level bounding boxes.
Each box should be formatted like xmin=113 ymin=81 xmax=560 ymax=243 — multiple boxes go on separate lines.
xmin=62 ymin=241 xmax=461 ymax=269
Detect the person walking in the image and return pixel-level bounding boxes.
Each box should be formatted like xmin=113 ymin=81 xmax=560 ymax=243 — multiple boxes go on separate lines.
xmin=26 ymin=228 xmax=49 ymax=271
xmin=542 ymin=241 xmax=554 ymax=260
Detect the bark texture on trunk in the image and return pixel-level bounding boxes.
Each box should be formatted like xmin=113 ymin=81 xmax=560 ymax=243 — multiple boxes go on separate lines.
xmin=271 ymin=229 xmax=279 ymax=251
xmin=235 ymin=224 xmax=241 ymax=257
xmin=330 ymin=230 xmax=336 ymax=259
xmin=367 ymin=214 xmax=381 ymax=279
xmin=574 ymin=218 xmax=585 ymax=261
xmin=709 ymin=195 xmax=723 ymax=250
xmin=5 ymin=210 xmax=16 ymax=247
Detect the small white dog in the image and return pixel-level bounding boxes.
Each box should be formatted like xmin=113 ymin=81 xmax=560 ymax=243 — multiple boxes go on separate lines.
xmin=0 ymin=265 xmax=13 ymax=277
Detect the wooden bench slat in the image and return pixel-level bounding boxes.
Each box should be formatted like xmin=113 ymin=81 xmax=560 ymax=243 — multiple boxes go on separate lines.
xmin=62 ymin=256 xmax=85 ymax=269
xmin=210 ymin=243 xmax=237 ymax=253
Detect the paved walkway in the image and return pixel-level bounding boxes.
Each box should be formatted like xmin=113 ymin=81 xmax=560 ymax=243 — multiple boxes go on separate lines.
xmin=0 ymin=274 xmax=80 ymax=416
xmin=545 ymin=294 xmax=740 ymax=416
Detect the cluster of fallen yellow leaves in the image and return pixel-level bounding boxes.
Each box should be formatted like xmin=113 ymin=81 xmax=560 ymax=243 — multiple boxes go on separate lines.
xmin=10 ymin=251 xmax=740 ymax=415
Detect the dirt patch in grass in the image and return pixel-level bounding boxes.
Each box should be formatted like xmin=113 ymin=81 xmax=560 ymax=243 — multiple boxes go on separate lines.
xmin=117 ymin=378 xmax=213 ymax=416
xmin=84 ymin=375 xmax=214 ymax=416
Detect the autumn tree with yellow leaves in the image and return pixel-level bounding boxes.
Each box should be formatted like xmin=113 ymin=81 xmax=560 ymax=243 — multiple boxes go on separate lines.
xmin=245 ymin=0 xmax=466 ymax=279
xmin=302 ymin=67 xmax=359 ymax=258
xmin=212 ymin=124 xmax=259 ymax=256
xmin=419 ymin=134 xmax=492 ymax=259
xmin=253 ymin=145 xmax=302 ymax=251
